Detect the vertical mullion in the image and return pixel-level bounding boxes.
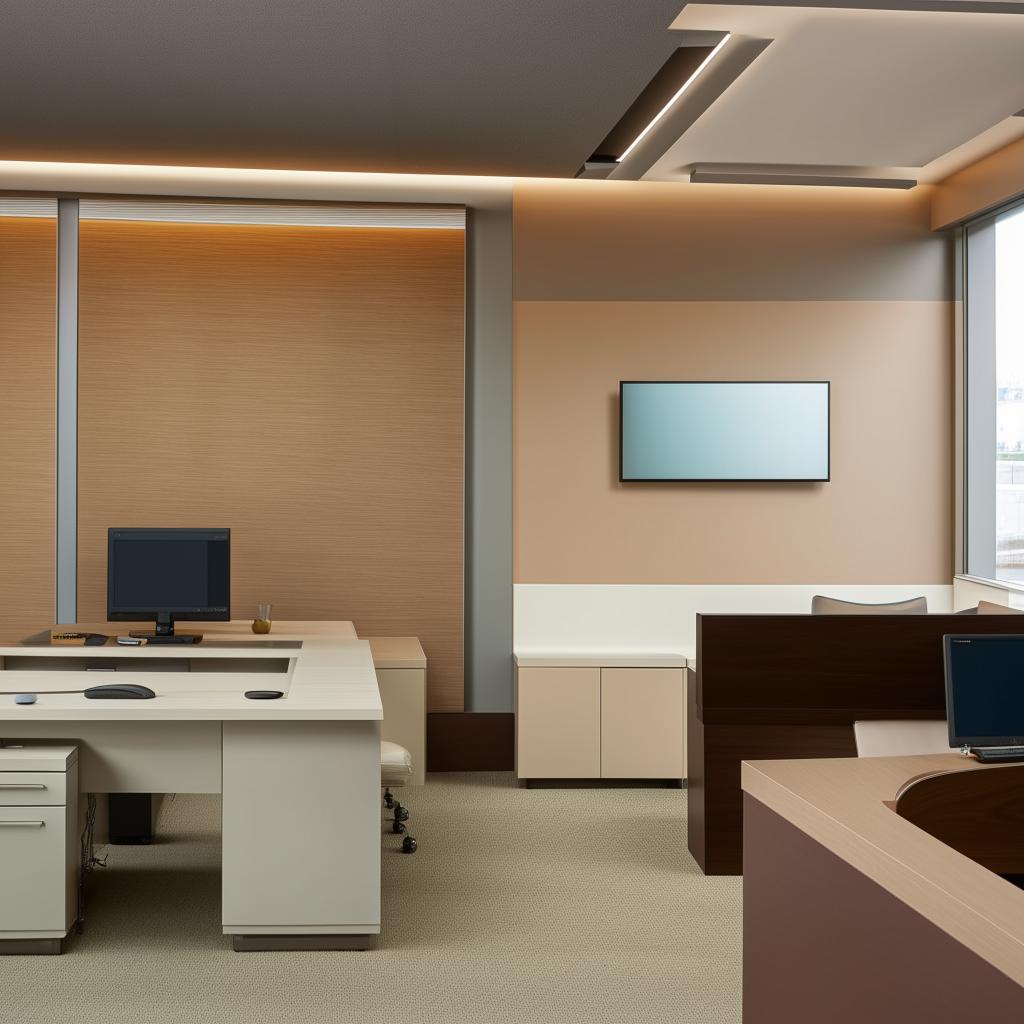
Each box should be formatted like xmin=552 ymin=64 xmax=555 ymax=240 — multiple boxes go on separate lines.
xmin=56 ymin=198 xmax=79 ymax=624
xmin=964 ymin=217 xmax=997 ymax=580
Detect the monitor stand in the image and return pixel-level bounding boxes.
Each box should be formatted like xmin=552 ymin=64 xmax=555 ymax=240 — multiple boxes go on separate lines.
xmin=129 ymin=612 xmax=203 ymax=646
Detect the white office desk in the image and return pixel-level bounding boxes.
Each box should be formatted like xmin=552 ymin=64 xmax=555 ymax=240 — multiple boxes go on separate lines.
xmin=0 ymin=621 xmax=382 ymax=952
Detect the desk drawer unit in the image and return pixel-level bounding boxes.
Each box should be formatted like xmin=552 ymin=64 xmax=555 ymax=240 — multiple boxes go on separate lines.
xmin=0 ymin=745 xmax=79 ymax=953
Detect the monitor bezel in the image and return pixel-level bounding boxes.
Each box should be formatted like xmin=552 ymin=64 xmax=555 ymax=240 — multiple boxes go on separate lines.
xmin=106 ymin=527 xmax=231 ymax=623
xmin=943 ymin=634 xmax=1024 ymax=748
xmin=618 ymin=379 xmax=831 ymax=483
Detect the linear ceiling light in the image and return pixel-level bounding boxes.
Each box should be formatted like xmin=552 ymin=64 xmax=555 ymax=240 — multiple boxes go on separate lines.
xmin=689 ymin=166 xmax=917 ymax=189
xmin=77 ymin=199 xmax=465 ymax=229
xmin=617 ymin=34 xmax=731 ymax=164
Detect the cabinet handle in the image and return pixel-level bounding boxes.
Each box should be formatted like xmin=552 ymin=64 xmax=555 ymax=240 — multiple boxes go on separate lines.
xmin=0 ymin=783 xmax=46 ymax=791
xmin=0 ymin=821 xmax=44 ymax=828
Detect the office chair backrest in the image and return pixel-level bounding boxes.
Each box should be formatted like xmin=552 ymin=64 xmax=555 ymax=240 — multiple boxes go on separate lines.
xmin=976 ymin=600 xmax=1024 ymax=614
xmin=811 ymin=595 xmax=928 ymax=615
xmin=853 ymin=719 xmax=950 ymax=757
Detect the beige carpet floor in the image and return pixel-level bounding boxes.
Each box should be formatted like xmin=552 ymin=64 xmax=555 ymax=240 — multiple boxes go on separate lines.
xmin=0 ymin=774 xmax=742 ymax=1024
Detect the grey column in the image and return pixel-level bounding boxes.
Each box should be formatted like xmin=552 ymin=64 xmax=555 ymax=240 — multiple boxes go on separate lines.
xmin=465 ymin=197 xmax=513 ymax=711
xmin=56 ymin=198 xmax=79 ymax=623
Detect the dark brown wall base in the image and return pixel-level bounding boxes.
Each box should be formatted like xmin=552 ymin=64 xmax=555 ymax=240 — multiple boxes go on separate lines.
xmin=427 ymin=712 xmax=514 ymax=771
xmin=743 ymin=795 xmax=1023 ymax=1023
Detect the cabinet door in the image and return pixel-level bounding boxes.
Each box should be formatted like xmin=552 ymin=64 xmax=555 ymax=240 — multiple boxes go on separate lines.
xmin=601 ymin=668 xmax=684 ymax=779
xmin=516 ymin=668 xmax=600 ymax=778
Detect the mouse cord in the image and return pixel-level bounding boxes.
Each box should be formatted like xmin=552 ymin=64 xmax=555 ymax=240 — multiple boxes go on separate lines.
xmin=0 ymin=689 xmax=86 ymax=696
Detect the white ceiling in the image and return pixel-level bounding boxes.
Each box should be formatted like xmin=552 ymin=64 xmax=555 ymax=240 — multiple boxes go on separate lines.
xmin=642 ymin=3 xmax=1024 ymax=183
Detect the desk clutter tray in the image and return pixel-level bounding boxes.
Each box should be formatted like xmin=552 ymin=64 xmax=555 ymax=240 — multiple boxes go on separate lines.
xmin=48 ymin=631 xmax=110 ymax=647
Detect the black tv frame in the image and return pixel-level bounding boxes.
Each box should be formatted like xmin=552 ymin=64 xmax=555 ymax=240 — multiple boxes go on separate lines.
xmin=618 ymin=379 xmax=831 ymax=483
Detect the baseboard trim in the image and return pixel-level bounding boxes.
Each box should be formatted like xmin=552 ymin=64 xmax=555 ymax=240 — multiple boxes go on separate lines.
xmin=427 ymin=712 xmax=514 ymax=771
xmin=232 ymin=934 xmax=377 ymax=952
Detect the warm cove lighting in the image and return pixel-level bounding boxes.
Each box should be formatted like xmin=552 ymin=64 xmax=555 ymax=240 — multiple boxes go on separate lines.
xmin=617 ymin=33 xmax=731 ymax=164
xmin=0 ymin=159 xmax=522 ymax=196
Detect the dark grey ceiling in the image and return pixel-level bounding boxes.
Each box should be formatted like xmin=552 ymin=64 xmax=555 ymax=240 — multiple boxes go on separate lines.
xmin=1 ymin=0 xmax=686 ymax=176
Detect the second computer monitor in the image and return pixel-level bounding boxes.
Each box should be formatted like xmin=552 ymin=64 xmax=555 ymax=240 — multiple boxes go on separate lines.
xmin=944 ymin=634 xmax=1024 ymax=748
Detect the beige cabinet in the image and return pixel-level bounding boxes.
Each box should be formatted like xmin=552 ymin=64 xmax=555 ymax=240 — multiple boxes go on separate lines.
xmin=516 ymin=667 xmax=601 ymax=778
xmin=515 ymin=657 xmax=687 ymax=781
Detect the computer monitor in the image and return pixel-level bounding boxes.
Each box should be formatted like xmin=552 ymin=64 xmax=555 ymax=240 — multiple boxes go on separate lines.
xmin=107 ymin=528 xmax=230 ymax=644
xmin=944 ymin=634 xmax=1024 ymax=748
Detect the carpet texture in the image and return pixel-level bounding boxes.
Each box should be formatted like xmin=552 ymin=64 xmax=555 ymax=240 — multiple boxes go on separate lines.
xmin=0 ymin=774 xmax=742 ymax=1024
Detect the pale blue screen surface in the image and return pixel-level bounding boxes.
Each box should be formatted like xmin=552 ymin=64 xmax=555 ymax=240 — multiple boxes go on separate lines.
xmin=620 ymin=382 xmax=829 ymax=481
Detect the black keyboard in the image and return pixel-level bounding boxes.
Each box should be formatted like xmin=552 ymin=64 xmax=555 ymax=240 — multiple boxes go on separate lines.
xmin=972 ymin=746 xmax=1024 ymax=764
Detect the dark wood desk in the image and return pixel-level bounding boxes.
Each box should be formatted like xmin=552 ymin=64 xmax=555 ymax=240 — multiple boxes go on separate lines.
xmin=743 ymin=755 xmax=1024 ymax=1023
xmin=687 ymin=613 xmax=1024 ymax=875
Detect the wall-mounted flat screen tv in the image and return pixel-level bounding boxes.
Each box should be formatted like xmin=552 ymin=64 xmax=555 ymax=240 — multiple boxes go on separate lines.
xmin=619 ymin=381 xmax=830 ymax=482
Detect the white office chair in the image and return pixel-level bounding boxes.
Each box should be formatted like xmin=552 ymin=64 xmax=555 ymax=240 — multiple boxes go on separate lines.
xmin=381 ymin=740 xmax=417 ymax=853
xmin=853 ymin=720 xmax=950 ymax=758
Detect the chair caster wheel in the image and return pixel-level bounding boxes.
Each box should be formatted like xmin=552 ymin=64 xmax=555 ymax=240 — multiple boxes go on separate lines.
xmin=392 ymin=820 xmax=406 ymax=834
xmin=383 ymin=792 xmax=395 ymax=809
xmin=402 ymin=836 xmax=417 ymax=854
xmin=394 ymin=805 xmax=409 ymax=823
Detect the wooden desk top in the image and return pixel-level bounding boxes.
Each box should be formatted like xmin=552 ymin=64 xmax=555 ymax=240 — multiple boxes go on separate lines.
xmin=742 ymin=753 xmax=1024 ymax=987
xmin=514 ymin=651 xmax=690 ymax=668
xmin=366 ymin=636 xmax=426 ymax=670
xmin=0 ymin=621 xmax=381 ymax=722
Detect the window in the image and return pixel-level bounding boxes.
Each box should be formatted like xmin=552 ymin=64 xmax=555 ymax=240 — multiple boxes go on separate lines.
xmin=965 ymin=202 xmax=1024 ymax=581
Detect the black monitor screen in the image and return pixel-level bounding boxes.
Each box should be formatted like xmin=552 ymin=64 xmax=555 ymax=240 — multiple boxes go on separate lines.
xmin=108 ymin=529 xmax=230 ymax=619
xmin=944 ymin=635 xmax=1024 ymax=746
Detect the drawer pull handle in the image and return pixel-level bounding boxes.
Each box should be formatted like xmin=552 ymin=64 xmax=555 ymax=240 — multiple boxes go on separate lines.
xmin=0 ymin=783 xmax=46 ymax=791
xmin=0 ymin=821 xmax=44 ymax=828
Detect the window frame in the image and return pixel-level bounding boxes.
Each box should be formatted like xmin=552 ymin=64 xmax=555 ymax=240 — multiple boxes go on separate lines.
xmin=961 ymin=194 xmax=1024 ymax=588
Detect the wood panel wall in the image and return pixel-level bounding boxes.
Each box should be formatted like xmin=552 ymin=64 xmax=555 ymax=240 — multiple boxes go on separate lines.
xmin=77 ymin=220 xmax=465 ymax=710
xmin=0 ymin=216 xmax=56 ymax=643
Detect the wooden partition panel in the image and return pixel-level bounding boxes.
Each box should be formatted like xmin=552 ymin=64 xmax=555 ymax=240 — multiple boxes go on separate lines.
xmin=78 ymin=219 xmax=465 ymax=710
xmin=690 ymin=613 xmax=1024 ymax=874
xmin=0 ymin=216 xmax=56 ymax=643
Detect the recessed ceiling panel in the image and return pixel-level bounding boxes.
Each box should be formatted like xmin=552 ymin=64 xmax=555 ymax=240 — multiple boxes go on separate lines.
xmin=648 ymin=5 xmax=1024 ymax=179
xmin=0 ymin=0 xmax=685 ymax=177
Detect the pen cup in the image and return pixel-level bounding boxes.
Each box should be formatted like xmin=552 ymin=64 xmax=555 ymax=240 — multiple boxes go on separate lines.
xmin=252 ymin=603 xmax=273 ymax=635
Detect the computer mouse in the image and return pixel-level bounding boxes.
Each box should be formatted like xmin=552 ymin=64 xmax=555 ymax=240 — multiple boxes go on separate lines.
xmin=83 ymin=684 xmax=156 ymax=700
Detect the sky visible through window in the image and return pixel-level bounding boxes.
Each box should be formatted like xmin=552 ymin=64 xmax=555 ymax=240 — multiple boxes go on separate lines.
xmin=995 ymin=205 xmax=1024 ymax=579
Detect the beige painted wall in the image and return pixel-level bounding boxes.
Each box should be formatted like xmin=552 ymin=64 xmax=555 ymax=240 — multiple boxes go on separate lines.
xmin=512 ymin=181 xmax=953 ymax=585
xmin=514 ymin=180 xmax=950 ymax=302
